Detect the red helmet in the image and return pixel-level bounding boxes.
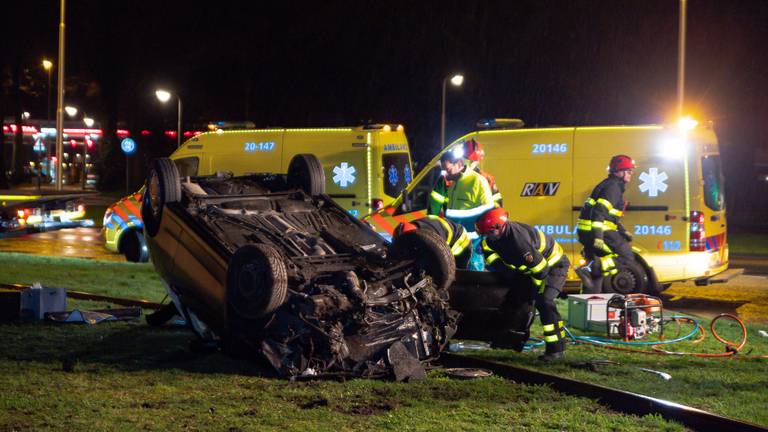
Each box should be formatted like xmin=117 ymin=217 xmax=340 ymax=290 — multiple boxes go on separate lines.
xmin=475 ymin=208 xmax=509 ymax=235
xmin=394 ymin=221 xmax=418 ymax=237
xmin=463 ymin=138 xmax=485 ymax=162
xmin=609 ymin=155 xmax=636 ymax=173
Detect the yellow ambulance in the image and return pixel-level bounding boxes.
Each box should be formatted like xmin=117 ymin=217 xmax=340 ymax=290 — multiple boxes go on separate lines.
xmin=169 ymin=124 xmax=414 ymax=217
xmin=366 ymin=118 xmax=735 ymax=291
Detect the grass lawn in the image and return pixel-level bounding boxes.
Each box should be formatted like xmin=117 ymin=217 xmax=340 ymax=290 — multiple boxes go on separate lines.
xmin=0 ymin=253 xmax=766 ymax=429
xmin=728 ymin=232 xmax=768 ymax=255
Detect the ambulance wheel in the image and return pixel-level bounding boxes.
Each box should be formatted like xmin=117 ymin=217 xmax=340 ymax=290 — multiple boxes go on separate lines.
xmin=603 ymin=260 xmax=648 ymax=294
xmin=142 ymin=158 xmax=181 ymax=237
xmin=227 ymin=244 xmax=288 ymax=320
xmin=121 ymin=229 xmax=149 ymax=263
xmin=287 ymin=154 xmax=325 ymax=196
xmin=389 ymin=229 xmax=456 ymax=292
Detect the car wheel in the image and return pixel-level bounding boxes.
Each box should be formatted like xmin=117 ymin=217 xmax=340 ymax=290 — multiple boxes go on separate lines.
xmin=603 ymin=259 xmax=648 ymax=294
xmin=389 ymin=229 xmax=456 ymax=292
xmin=142 ymin=158 xmax=181 ymax=237
xmin=287 ymin=154 xmax=325 ymax=196
xmin=121 ymin=229 xmax=149 ymax=263
xmin=227 ymin=244 xmax=288 ymax=320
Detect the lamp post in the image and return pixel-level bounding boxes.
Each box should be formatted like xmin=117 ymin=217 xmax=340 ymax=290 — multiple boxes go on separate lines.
xmin=677 ymin=0 xmax=687 ymax=118
xmin=155 ymin=89 xmax=182 ymax=148
xmin=82 ymin=116 xmax=94 ymax=189
xmin=55 ymin=0 xmax=66 ymax=191
xmin=440 ymin=74 xmax=464 ymax=148
xmin=42 ymin=60 xmax=53 ymax=120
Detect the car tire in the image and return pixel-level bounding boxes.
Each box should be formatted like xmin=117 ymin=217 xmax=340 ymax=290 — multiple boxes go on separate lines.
xmin=121 ymin=229 xmax=149 ymax=263
xmin=142 ymin=158 xmax=181 ymax=237
xmin=287 ymin=154 xmax=325 ymax=196
xmin=603 ymin=258 xmax=648 ymax=294
xmin=227 ymin=244 xmax=288 ymax=320
xmin=389 ymin=229 xmax=456 ymax=292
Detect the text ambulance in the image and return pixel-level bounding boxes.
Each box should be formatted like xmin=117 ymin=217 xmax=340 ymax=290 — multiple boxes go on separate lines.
xmin=366 ymin=119 xmax=732 ymax=290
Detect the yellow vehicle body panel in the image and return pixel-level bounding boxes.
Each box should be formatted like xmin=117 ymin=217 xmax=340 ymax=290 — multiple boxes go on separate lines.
xmin=169 ymin=126 xmax=413 ymax=218
xmin=366 ymin=124 xmax=729 ymax=284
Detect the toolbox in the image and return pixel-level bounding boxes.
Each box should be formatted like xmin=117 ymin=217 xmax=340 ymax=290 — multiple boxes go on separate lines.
xmin=567 ymin=293 xmax=620 ymax=331
xmin=20 ymin=286 xmax=67 ymax=320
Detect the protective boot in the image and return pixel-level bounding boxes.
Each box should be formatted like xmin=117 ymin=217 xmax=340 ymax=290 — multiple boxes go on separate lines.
xmin=539 ymin=320 xmax=566 ymax=361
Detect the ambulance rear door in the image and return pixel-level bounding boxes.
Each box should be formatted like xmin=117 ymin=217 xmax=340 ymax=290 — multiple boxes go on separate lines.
xmin=283 ymin=130 xmax=369 ymax=217
xmin=573 ymin=127 xmax=688 ymax=281
xmin=477 ymin=128 xmax=576 ymax=260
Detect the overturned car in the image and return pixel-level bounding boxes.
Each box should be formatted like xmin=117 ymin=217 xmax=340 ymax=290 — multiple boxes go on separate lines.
xmin=142 ymin=156 xmax=458 ymax=380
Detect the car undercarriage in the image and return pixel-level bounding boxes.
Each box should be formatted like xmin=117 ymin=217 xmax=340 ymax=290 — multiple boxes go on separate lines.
xmin=143 ymin=156 xmax=458 ymax=380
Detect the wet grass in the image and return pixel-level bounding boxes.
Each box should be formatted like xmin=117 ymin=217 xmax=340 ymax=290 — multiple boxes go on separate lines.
xmin=1 ymin=252 xmax=766 ymax=429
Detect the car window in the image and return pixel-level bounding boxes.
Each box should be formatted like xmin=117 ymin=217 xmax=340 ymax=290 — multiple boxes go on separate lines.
xmin=174 ymin=157 xmax=199 ymax=177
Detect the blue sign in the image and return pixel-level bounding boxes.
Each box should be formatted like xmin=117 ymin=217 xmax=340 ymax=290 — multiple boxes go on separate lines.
xmin=121 ymin=138 xmax=136 ymax=155
xmin=404 ymin=165 xmax=412 ymax=184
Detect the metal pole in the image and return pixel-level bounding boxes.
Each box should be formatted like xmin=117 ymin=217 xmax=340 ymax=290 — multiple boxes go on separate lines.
xmin=440 ymin=77 xmax=447 ymax=148
xmin=677 ymin=0 xmax=687 ymax=118
xmin=126 ymin=154 xmax=129 ymax=194
xmin=177 ymin=96 xmax=182 ymax=148
xmin=55 ymin=0 xmax=66 ymax=191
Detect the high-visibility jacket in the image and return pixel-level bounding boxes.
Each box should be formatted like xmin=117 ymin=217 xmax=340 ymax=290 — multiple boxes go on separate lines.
xmin=427 ymin=167 xmax=494 ymax=236
xmin=481 ymin=221 xmax=565 ymax=290
xmin=411 ymin=215 xmax=472 ymax=257
xmin=576 ymin=175 xmax=627 ymax=240
xmin=477 ymin=168 xmax=502 ymax=207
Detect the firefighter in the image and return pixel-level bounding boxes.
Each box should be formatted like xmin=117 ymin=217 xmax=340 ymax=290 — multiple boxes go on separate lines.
xmin=576 ymin=155 xmax=636 ymax=293
xmin=463 ymin=138 xmax=503 ymax=207
xmin=475 ymin=207 xmax=569 ymax=360
xmin=394 ymin=215 xmax=472 ymax=269
xmin=428 ymin=147 xmax=495 ymax=270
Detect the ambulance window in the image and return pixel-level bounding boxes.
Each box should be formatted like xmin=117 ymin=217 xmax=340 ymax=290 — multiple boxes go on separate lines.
xmin=702 ymin=155 xmax=724 ymax=211
xmin=383 ymin=153 xmax=412 ymax=198
xmin=174 ymin=157 xmax=199 ymax=177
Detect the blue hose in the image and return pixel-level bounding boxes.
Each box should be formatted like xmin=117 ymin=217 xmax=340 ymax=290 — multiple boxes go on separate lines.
xmin=541 ymin=316 xmax=702 ymax=347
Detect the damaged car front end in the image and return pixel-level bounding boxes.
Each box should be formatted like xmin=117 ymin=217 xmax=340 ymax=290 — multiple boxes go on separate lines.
xmin=142 ymin=156 xmax=458 ymax=380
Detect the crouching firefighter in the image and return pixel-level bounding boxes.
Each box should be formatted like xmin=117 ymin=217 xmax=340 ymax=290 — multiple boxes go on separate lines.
xmin=577 ymin=155 xmax=636 ymax=293
xmin=475 ymin=208 xmax=569 ymax=360
xmin=394 ymin=215 xmax=472 ymax=269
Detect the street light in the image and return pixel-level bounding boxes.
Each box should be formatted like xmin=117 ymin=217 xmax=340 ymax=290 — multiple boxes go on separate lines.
xmin=81 ymin=117 xmax=94 ymax=189
xmin=42 ymin=59 xmax=53 ymax=121
xmin=83 ymin=117 xmax=94 ymax=128
xmin=155 ymin=89 xmax=182 ymax=148
xmin=64 ymin=106 xmax=78 ymax=117
xmin=440 ymin=73 xmax=464 ymax=148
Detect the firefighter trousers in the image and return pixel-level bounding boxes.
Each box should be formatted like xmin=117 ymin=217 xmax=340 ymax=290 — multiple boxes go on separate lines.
xmin=535 ymin=256 xmax=568 ymax=354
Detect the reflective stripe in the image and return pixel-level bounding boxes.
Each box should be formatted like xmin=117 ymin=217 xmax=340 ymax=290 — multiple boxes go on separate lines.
xmin=596 ymin=198 xmax=614 ymax=211
xmin=546 ymin=243 xmax=564 ymax=266
xmin=528 ymin=258 xmax=547 ymax=274
xmin=492 ymin=192 xmax=503 ymax=203
xmin=451 ymin=231 xmax=471 ymax=256
xmin=430 ymin=190 xmax=448 ymax=204
xmin=445 ymin=203 xmax=495 ymax=219
xmin=543 ymin=334 xmax=559 ymax=343
xmin=536 ymin=230 xmax=547 ymax=253
xmin=558 ymin=321 xmax=564 ymax=327
xmin=532 ymin=278 xmax=544 ymax=289
xmin=591 ymin=221 xmax=604 ymax=230
xmin=577 ymin=219 xmax=593 ymax=231
xmin=560 ymin=330 xmax=567 ymax=338
xmin=481 ymin=239 xmax=494 ymax=253
xmin=542 ymin=324 xmax=556 ymax=332
xmin=427 ymin=215 xmax=453 ymax=244
xmin=486 ymin=253 xmax=500 ymax=264
xmin=585 ymin=198 xmax=596 ymax=207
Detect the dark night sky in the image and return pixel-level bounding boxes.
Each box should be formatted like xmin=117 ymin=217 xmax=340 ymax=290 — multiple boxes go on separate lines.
xmin=4 ymin=1 xmax=768 ymax=217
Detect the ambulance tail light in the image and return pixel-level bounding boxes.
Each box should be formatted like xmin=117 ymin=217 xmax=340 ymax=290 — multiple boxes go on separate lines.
xmin=689 ymin=210 xmax=706 ymax=252
xmin=371 ymin=198 xmax=385 ymax=212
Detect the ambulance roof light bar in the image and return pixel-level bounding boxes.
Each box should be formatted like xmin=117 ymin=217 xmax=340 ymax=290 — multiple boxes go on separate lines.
xmin=476 ymin=118 xmax=525 ymax=130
